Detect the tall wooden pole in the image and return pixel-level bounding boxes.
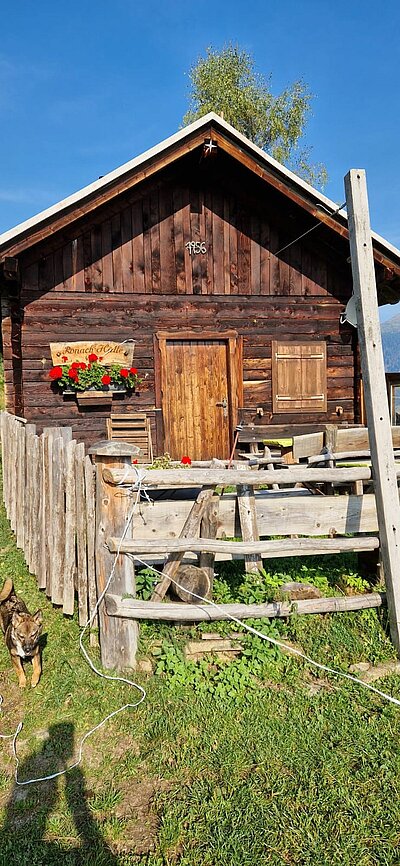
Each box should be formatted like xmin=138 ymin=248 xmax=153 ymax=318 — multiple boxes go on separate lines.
xmin=345 ymin=169 xmax=400 ymax=654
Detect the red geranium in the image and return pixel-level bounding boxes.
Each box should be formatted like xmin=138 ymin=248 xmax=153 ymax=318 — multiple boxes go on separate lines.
xmin=79 ymin=362 xmax=87 ymax=370
xmin=120 ymin=368 xmax=129 ymax=378
xmin=130 ymin=367 xmax=138 ymax=374
xmin=132 ymin=459 xmax=138 ymax=464
xmin=68 ymin=368 xmax=79 ymax=379
xmin=71 ymin=361 xmax=80 ymax=369
xmin=49 ymin=366 xmax=63 ymax=380
xmin=101 ymin=374 xmax=111 ymax=386
xmin=88 ymin=353 xmax=98 ymax=362
xmin=181 ymin=456 xmax=192 ymax=465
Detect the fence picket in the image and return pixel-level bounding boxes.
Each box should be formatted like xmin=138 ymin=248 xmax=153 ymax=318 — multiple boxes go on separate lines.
xmin=24 ymin=425 xmax=36 ymax=565
xmin=16 ymin=422 xmax=26 ymax=550
xmin=1 ymin=413 xmax=8 ymax=516
xmin=0 ymin=414 xmax=95 ymax=626
xmin=42 ymin=431 xmax=53 ymax=596
xmin=51 ymin=436 xmax=65 ymax=606
xmin=84 ymin=455 xmax=98 ymax=645
xmin=63 ymin=439 xmax=77 ymax=616
xmin=29 ymin=434 xmax=41 ymax=576
xmin=75 ymin=442 xmax=88 ymax=626
xmin=9 ymin=418 xmax=19 ymax=533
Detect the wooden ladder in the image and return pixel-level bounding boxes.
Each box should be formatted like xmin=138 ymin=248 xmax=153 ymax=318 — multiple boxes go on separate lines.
xmin=106 ymin=413 xmax=153 ymax=463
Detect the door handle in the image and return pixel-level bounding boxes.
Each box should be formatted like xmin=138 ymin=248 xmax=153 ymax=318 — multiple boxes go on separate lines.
xmin=216 ymin=397 xmax=228 ymax=417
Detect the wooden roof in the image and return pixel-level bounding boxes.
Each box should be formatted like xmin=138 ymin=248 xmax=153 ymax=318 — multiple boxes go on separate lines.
xmin=1 ymin=112 xmax=400 ymax=299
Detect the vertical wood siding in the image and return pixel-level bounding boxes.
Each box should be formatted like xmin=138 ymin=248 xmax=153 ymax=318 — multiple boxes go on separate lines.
xmin=21 ymin=178 xmax=351 ymax=301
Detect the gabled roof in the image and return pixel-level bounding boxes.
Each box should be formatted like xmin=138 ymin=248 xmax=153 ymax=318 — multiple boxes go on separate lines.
xmin=0 ymin=112 xmax=399 ymax=277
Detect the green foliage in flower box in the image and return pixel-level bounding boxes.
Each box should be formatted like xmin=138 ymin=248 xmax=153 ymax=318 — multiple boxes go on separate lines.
xmin=48 ymin=353 xmax=142 ymax=393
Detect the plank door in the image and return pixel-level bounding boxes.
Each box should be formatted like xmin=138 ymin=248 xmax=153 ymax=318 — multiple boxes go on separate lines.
xmin=161 ymin=339 xmax=231 ymax=460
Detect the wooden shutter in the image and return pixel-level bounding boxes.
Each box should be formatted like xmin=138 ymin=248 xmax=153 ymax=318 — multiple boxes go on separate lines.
xmin=272 ymin=341 xmax=327 ymax=413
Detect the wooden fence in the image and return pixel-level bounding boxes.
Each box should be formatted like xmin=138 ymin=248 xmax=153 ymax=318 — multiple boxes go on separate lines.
xmin=97 ymin=458 xmax=391 ymax=668
xmin=1 ymin=410 xmax=399 ymax=671
xmin=0 ymin=412 xmax=97 ymax=632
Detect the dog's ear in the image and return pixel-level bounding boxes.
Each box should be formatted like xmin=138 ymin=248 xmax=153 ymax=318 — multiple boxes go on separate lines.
xmin=33 ymin=610 xmax=43 ymax=627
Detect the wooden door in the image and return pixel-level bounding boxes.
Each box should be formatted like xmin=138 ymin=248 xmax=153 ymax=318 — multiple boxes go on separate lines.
xmin=160 ymin=339 xmax=231 ymax=460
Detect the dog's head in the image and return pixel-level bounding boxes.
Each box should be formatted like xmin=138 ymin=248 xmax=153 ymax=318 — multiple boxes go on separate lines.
xmin=11 ymin=610 xmax=43 ymax=655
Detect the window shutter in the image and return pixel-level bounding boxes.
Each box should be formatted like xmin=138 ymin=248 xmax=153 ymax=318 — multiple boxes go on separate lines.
xmin=272 ymin=341 xmax=327 ymax=413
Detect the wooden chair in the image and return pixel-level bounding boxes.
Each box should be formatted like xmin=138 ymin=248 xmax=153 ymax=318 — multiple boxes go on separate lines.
xmin=106 ymin=413 xmax=153 ymax=463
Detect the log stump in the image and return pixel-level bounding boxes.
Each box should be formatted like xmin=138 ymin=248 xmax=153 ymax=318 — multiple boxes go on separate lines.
xmin=171 ymin=565 xmax=211 ymax=604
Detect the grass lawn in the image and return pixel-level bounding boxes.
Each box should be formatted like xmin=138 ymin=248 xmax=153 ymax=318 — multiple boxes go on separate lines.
xmin=1 ymin=458 xmax=400 ymax=863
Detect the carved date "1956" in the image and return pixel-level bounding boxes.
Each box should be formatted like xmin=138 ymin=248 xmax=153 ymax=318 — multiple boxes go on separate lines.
xmin=185 ymin=241 xmax=207 ymax=255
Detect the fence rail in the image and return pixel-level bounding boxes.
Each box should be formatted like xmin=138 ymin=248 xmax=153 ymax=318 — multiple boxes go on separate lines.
xmin=1 ymin=412 xmax=397 ymax=671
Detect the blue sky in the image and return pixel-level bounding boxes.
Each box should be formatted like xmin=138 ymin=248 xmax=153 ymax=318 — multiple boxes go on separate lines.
xmin=1 ymin=0 xmax=400 ymax=319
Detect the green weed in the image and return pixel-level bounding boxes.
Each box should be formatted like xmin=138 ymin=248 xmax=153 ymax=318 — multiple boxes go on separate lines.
xmin=0 ymin=449 xmax=400 ymax=864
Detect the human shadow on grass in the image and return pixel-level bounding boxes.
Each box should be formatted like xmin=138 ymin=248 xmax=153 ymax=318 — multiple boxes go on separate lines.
xmin=0 ymin=721 xmax=120 ymax=865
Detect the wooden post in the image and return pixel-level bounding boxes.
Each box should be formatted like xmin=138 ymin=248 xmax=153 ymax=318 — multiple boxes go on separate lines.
xmin=325 ymin=425 xmax=338 ymax=454
xmin=237 ymin=483 xmax=263 ymax=573
xmin=262 ymin=446 xmax=279 ymax=490
xmin=199 ymin=490 xmax=221 ymax=594
xmin=345 ymin=168 xmax=400 ymax=654
xmin=90 ymin=441 xmax=139 ymax=670
xmin=150 ymin=486 xmax=216 ymax=602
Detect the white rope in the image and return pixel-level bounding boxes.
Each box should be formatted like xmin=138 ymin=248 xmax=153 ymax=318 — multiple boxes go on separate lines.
xmin=131 ymin=554 xmax=400 ymax=708
xmin=3 ymin=467 xmax=148 ymax=786
xmin=3 ymin=462 xmax=400 ymax=784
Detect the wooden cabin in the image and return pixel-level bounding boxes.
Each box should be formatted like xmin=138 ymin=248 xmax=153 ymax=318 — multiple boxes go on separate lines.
xmin=1 ymin=113 xmax=400 ymax=460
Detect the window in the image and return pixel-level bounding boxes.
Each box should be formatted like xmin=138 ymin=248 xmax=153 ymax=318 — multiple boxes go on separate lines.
xmin=272 ymin=341 xmax=327 ymax=414
xmin=386 ymin=374 xmax=400 ymax=425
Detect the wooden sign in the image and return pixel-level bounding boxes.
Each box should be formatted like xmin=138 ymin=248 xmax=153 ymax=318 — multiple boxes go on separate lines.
xmin=50 ymin=341 xmax=135 ymax=367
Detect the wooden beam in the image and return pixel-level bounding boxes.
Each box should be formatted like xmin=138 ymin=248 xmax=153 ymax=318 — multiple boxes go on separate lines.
xmin=345 ymin=168 xmax=400 ymax=655
xmin=199 ymin=489 xmax=221 ymax=593
xmin=107 ymin=535 xmax=379 ymax=557
xmin=103 ymin=466 xmax=372 ymax=488
xmin=105 ymin=591 xmax=386 ymax=622
xmin=150 ymin=486 xmax=216 ymax=601
xmin=129 ymin=492 xmax=384 ymax=546
xmin=237 ymin=480 xmax=263 ymax=573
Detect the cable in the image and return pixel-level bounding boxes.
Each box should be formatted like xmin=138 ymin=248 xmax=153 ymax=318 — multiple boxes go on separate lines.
xmin=4 ymin=461 xmax=400 ymax=784
xmin=131 ymin=554 xmax=400 ymax=708
xmin=4 ymin=468 xmax=148 ymax=787
xmin=274 ymin=201 xmax=346 ymax=258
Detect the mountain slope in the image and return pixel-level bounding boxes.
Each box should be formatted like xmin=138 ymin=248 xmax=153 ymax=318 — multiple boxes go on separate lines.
xmin=381 ymin=313 xmax=400 ymax=372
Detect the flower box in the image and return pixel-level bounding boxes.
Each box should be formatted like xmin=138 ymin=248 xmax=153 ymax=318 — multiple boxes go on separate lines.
xmin=49 ymin=353 xmax=142 ymax=408
xmin=75 ymin=391 xmax=113 ymax=408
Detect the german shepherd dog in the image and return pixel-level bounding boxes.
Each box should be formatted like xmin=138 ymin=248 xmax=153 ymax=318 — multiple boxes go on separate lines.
xmin=0 ymin=579 xmax=42 ymax=688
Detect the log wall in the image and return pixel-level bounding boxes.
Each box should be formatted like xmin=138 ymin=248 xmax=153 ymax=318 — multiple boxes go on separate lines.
xmin=2 ymin=151 xmax=357 ymax=446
